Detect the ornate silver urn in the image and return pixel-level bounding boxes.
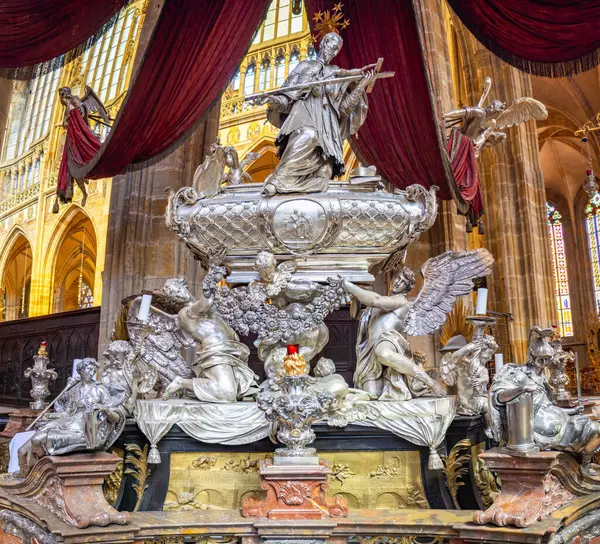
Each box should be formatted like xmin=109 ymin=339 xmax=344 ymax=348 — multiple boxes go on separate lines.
xmin=24 ymin=342 xmax=58 ymax=411
xmin=257 ymin=373 xmax=333 ymax=459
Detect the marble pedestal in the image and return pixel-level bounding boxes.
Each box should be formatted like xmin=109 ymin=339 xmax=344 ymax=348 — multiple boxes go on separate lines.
xmin=472 ymin=448 xmax=574 ymax=527
xmin=0 ymin=409 xmax=39 ymax=438
xmin=0 ymin=452 xmax=129 ymax=528
xmin=241 ymin=458 xmax=348 ymax=520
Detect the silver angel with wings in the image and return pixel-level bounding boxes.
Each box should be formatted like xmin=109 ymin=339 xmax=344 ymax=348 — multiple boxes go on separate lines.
xmin=192 ymin=139 xmax=259 ymax=198
xmin=343 ymin=248 xmax=494 ymax=401
xmin=444 ymin=76 xmax=548 ymax=158
xmin=126 ymin=290 xmax=195 ymax=393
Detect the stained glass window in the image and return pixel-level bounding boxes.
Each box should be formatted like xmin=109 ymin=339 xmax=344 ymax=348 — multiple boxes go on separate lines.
xmin=78 ymin=280 xmax=94 ymax=309
xmin=547 ymin=202 xmax=573 ymax=337
xmin=586 ymin=193 xmax=600 ymax=315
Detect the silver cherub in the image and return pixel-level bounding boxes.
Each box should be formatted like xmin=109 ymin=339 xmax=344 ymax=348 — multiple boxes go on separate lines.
xmin=146 ymin=278 xmax=259 ymax=403
xmin=440 ymin=334 xmax=497 ymax=416
xmin=342 ymin=249 xmax=494 ymax=401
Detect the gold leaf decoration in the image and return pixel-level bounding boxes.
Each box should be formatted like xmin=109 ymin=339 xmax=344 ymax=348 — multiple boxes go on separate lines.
xmin=103 ymin=447 xmax=124 ymax=505
xmin=124 ymin=443 xmax=150 ymax=512
xmin=441 ymin=438 xmax=472 ymax=509
xmin=312 ymin=2 xmax=350 ymax=43
xmin=440 ymin=296 xmax=473 ymax=346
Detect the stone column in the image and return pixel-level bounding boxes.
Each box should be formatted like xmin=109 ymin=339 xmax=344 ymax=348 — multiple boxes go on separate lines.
xmin=456 ymin=34 xmax=556 ymax=361
xmin=415 ymin=0 xmax=469 ymax=256
xmin=98 ymin=105 xmax=220 ymax=350
xmin=0 ymin=77 xmax=13 ymax=153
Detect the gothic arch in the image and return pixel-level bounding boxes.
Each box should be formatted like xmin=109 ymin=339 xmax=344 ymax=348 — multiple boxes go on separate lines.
xmin=242 ymin=137 xmax=278 ymax=183
xmin=45 ymin=205 xmax=98 ymax=313
xmin=0 ymin=227 xmax=33 ymax=321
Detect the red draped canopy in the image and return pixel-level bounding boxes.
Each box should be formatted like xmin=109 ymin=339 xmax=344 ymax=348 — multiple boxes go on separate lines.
xmin=305 ymin=0 xmax=480 ymax=217
xmin=448 ymin=0 xmax=600 ymax=77
xmin=69 ymin=0 xmax=271 ymax=181
xmin=0 ymin=0 xmax=127 ymax=72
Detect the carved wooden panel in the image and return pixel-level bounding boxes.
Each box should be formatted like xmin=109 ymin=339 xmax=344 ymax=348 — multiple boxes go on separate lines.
xmin=0 ymin=308 xmax=100 ymax=406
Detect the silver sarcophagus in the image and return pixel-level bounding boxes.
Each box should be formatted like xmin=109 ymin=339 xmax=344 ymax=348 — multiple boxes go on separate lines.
xmin=166 ymin=182 xmax=438 ymax=282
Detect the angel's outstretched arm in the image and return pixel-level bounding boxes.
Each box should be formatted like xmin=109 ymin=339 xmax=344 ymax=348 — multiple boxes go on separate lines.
xmin=343 ymin=280 xmax=404 ymax=312
xmin=185 ymin=291 xmax=213 ymax=317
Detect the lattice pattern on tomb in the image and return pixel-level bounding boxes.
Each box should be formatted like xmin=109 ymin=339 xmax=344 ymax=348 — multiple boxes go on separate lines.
xmin=192 ymin=201 xmax=262 ymax=249
xmin=337 ymin=199 xmax=410 ymax=248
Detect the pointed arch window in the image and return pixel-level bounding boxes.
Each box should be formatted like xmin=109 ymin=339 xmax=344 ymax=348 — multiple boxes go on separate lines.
xmin=586 ymin=193 xmax=600 ymax=314
xmin=547 ymin=202 xmax=573 ymax=337
xmin=244 ymin=64 xmax=256 ymax=96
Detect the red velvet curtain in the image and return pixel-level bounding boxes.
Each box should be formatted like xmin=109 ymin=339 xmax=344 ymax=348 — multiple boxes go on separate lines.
xmin=0 ymin=0 xmax=127 ymax=69
xmin=305 ymin=0 xmax=477 ymax=214
xmin=57 ymin=109 xmax=102 ymax=202
xmin=70 ymin=0 xmax=270 ymax=181
xmin=448 ymin=0 xmax=600 ymax=77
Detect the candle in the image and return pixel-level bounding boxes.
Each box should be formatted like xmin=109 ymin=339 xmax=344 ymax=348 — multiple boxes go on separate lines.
xmin=575 ymin=352 xmax=582 ymax=403
xmin=138 ymin=294 xmax=152 ymax=323
xmin=475 ymin=288 xmax=488 ymax=315
xmin=494 ymin=353 xmax=503 ymax=373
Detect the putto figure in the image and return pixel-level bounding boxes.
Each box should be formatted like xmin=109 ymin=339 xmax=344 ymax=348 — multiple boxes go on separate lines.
xmin=440 ymin=334 xmax=497 ymax=416
xmin=444 ymin=76 xmax=548 ymax=158
xmin=342 ymin=249 xmax=494 ymax=401
xmin=251 ymin=32 xmax=380 ymax=195
xmin=489 ymin=326 xmax=600 ymax=477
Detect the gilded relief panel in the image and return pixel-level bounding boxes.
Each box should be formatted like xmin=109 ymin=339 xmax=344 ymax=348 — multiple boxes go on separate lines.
xmin=166 ymin=450 xmax=428 ymax=511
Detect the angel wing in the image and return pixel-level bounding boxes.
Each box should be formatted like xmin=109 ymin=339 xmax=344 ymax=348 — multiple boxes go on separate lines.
xmin=403 ymin=249 xmax=494 ymax=337
xmin=127 ymin=296 xmax=195 ymax=389
xmin=193 ymin=145 xmax=226 ymax=197
xmin=240 ymin=151 xmax=260 ymax=169
xmin=495 ymin=97 xmax=548 ymax=130
xmin=265 ymin=260 xmax=298 ymax=298
xmin=439 ymin=352 xmax=457 ymax=386
xmin=81 ymin=85 xmax=110 ymax=124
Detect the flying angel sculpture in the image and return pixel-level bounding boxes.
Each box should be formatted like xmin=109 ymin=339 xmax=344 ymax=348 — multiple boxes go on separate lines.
xmin=56 ymin=86 xmax=111 ymax=209
xmin=444 ymin=77 xmax=548 ymax=157
xmin=343 ymin=248 xmax=494 ymax=401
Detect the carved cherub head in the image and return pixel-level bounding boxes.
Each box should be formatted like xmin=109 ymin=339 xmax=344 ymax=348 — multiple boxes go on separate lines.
xmin=485 ymin=99 xmax=506 ymax=117
xmin=162 ymin=277 xmax=193 ymax=304
xmin=480 ymin=335 xmax=498 ymax=362
xmin=58 ymin=86 xmax=73 ymax=104
xmin=390 ymin=266 xmax=416 ymax=295
xmin=318 ymin=32 xmax=343 ymax=64
xmin=314 ymin=358 xmax=336 ymax=377
xmin=103 ymin=340 xmax=132 ymax=370
xmin=255 ymin=251 xmax=277 ymax=282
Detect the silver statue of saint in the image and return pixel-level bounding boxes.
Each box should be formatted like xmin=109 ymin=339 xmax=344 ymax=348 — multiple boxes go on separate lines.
xmin=489 ymin=326 xmax=600 ymax=477
xmin=252 ymin=32 xmax=377 ymax=195
xmin=18 ymin=355 xmax=138 ymax=477
xmin=342 ymin=249 xmax=493 ymax=401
